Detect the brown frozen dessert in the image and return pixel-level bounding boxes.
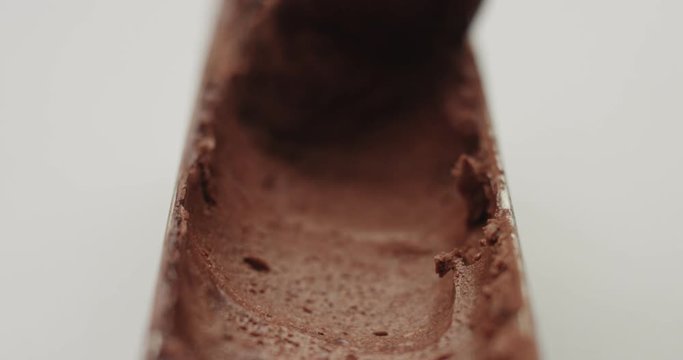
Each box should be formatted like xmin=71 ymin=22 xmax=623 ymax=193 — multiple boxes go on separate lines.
xmin=147 ymin=1 xmax=537 ymax=359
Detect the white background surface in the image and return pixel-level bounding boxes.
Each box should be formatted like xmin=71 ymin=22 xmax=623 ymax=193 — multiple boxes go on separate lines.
xmin=1 ymin=1 xmax=682 ymax=359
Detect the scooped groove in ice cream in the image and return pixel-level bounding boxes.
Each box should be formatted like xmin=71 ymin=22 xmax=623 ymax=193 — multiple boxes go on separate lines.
xmin=147 ymin=1 xmax=538 ymax=359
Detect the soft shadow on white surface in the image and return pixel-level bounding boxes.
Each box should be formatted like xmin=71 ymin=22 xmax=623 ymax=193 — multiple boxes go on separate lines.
xmin=0 ymin=1 xmax=217 ymax=359
xmin=1 ymin=1 xmax=682 ymax=359
xmin=475 ymin=1 xmax=683 ymax=359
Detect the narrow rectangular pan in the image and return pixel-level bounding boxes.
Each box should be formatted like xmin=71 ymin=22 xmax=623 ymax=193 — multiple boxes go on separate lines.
xmin=146 ymin=2 xmax=538 ymax=359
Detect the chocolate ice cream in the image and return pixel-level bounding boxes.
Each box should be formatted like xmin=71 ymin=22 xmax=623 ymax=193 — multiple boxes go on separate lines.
xmin=147 ymin=1 xmax=537 ymax=358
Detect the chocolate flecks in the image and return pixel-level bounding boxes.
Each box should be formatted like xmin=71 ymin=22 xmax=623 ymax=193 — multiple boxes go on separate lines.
xmin=373 ymin=331 xmax=388 ymax=337
xmin=434 ymin=249 xmax=461 ymax=277
xmin=177 ymin=205 xmax=189 ymax=238
xmin=482 ymin=220 xmax=501 ymax=245
xmin=243 ymin=256 xmax=271 ymax=272
xmin=490 ymin=258 xmax=509 ymax=277
xmin=434 ymin=245 xmax=484 ymax=277
xmin=452 ymin=155 xmax=495 ymax=227
xmin=462 ymin=248 xmax=483 ymax=266
xmin=197 ymin=161 xmax=217 ymax=207
xmin=191 ymin=82 xmax=220 ymax=209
